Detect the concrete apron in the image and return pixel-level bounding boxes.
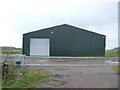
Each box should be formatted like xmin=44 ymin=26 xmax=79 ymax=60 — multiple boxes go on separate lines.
xmin=26 ymin=56 xmax=119 ymax=60
xmin=25 ymin=64 xmax=120 ymax=67
xmin=24 ymin=57 xmax=119 ymax=67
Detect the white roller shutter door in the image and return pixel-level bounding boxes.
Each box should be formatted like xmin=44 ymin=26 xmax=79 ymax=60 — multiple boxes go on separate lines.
xmin=30 ymin=38 xmax=50 ymax=56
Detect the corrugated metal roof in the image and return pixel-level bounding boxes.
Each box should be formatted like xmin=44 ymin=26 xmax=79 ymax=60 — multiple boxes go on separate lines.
xmin=23 ymin=24 xmax=105 ymax=37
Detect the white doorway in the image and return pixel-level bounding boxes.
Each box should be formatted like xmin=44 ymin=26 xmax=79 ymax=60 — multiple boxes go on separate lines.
xmin=30 ymin=38 xmax=50 ymax=56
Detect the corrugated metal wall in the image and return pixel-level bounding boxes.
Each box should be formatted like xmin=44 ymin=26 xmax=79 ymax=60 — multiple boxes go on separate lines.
xmin=23 ymin=24 xmax=106 ymax=56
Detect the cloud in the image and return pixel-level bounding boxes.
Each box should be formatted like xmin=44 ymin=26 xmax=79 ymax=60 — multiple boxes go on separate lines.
xmin=0 ymin=30 xmax=22 ymax=47
xmin=0 ymin=0 xmax=118 ymax=49
xmin=84 ymin=23 xmax=118 ymax=49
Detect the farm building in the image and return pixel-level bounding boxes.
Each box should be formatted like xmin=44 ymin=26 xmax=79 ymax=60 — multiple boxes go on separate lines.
xmin=23 ymin=24 xmax=106 ymax=56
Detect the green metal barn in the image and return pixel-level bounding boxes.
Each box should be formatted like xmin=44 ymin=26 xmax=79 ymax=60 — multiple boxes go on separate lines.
xmin=23 ymin=24 xmax=106 ymax=56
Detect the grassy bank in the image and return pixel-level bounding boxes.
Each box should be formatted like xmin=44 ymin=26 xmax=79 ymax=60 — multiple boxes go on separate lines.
xmin=1 ymin=49 xmax=119 ymax=57
xmin=112 ymin=66 xmax=120 ymax=73
xmin=2 ymin=67 xmax=49 ymax=88
xmin=1 ymin=50 xmax=22 ymax=54
xmin=105 ymin=50 xmax=118 ymax=57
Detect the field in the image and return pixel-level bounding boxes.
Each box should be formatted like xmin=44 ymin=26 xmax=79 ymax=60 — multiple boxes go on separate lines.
xmin=112 ymin=66 xmax=120 ymax=73
xmin=1 ymin=49 xmax=119 ymax=57
xmin=1 ymin=50 xmax=22 ymax=54
xmin=105 ymin=50 xmax=118 ymax=57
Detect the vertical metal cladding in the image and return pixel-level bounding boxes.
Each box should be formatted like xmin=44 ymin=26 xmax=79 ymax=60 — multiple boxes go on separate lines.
xmin=23 ymin=24 xmax=106 ymax=56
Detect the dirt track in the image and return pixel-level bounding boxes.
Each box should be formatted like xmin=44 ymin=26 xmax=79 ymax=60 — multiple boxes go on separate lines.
xmin=24 ymin=57 xmax=119 ymax=88
xmin=1 ymin=56 xmax=119 ymax=88
xmin=34 ymin=66 xmax=118 ymax=88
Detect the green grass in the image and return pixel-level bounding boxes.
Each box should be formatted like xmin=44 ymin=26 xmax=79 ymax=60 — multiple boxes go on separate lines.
xmin=0 ymin=78 xmax=2 ymax=90
xmin=52 ymin=50 xmax=119 ymax=57
xmin=1 ymin=50 xmax=22 ymax=54
xmin=112 ymin=66 xmax=120 ymax=73
xmin=1 ymin=49 xmax=119 ymax=57
xmin=2 ymin=67 xmax=49 ymax=88
xmin=105 ymin=50 xmax=118 ymax=57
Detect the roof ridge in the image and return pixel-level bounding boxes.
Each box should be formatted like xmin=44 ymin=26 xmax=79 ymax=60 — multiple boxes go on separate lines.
xmin=23 ymin=24 xmax=105 ymax=37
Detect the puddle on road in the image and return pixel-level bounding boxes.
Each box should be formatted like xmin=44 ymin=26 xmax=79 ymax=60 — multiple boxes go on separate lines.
xmin=52 ymin=74 xmax=70 ymax=78
xmin=40 ymin=77 xmax=67 ymax=87
xmin=46 ymin=79 xmax=66 ymax=87
xmin=105 ymin=61 xmax=120 ymax=64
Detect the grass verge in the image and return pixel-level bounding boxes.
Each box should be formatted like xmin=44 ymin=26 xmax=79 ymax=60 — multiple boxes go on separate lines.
xmin=1 ymin=50 xmax=119 ymax=57
xmin=112 ymin=66 xmax=120 ymax=73
xmin=105 ymin=50 xmax=118 ymax=57
xmin=0 ymin=78 xmax=2 ymax=90
xmin=1 ymin=50 xmax=22 ymax=54
xmin=2 ymin=67 xmax=49 ymax=88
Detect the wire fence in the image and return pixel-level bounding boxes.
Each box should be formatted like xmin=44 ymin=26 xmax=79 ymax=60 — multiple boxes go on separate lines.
xmin=1 ymin=54 xmax=26 ymax=75
xmin=1 ymin=55 xmax=120 ymax=67
xmin=24 ymin=56 xmax=120 ymax=67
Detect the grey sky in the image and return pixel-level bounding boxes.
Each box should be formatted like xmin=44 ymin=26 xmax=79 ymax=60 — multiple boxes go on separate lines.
xmin=0 ymin=0 xmax=118 ymax=50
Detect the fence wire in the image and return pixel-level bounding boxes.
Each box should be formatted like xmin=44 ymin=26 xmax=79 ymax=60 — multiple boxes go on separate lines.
xmin=1 ymin=55 xmax=120 ymax=67
xmin=24 ymin=56 xmax=120 ymax=67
